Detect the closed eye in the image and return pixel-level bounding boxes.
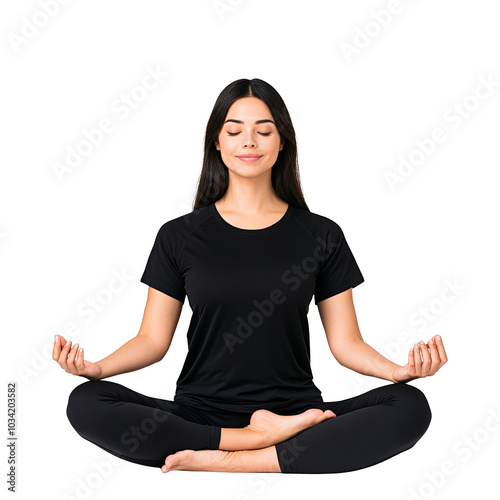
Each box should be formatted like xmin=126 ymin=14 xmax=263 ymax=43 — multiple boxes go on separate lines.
xmin=227 ymin=132 xmax=272 ymax=136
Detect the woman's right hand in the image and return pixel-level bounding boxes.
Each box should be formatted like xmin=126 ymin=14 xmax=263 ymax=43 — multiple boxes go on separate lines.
xmin=52 ymin=335 xmax=103 ymax=381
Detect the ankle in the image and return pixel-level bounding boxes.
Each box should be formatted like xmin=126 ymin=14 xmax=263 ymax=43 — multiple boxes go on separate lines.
xmin=243 ymin=425 xmax=268 ymax=449
xmin=219 ymin=427 xmax=267 ymax=451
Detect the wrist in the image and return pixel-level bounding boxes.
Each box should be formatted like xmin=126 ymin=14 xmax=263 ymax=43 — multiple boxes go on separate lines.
xmin=389 ymin=364 xmax=401 ymax=383
xmin=90 ymin=361 xmax=105 ymax=380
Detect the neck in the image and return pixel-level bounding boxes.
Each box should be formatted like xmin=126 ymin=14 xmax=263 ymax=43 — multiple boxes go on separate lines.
xmin=216 ymin=175 xmax=284 ymax=214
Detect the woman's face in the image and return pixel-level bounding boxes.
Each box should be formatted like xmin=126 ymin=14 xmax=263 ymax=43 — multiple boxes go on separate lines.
xmin=215 ymin=97 xmax=283 ymax=178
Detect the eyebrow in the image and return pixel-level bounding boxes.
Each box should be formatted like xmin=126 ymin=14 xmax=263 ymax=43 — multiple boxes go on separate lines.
xmin=224 ymin=119 xmax=275 ymax=125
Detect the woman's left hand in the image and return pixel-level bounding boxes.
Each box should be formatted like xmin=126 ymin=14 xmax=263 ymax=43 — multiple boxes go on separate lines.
xmin=391 ymin=335 xmax=448 ymax=383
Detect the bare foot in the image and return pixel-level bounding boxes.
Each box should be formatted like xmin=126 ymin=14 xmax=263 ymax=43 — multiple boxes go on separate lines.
xmin=245 ymin=408 xmax=336 ymax=448
xmin=162 ymin=447 xmax=279 ymax=473
xmin=162 ymin=449 xmax=235 ymax=473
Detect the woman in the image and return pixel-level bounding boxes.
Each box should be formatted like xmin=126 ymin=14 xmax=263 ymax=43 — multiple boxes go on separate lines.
xmin=54 ymin=78 xmax=447 ymax=474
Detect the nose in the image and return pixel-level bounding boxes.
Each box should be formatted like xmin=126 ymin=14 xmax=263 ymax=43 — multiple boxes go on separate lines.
xmin=240 ymin=128 xmax=258 ymax=148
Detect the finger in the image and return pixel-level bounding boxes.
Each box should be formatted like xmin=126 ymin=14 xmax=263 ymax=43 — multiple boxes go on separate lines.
xmin=57 ymin=334 xmax=68 ymax=347
xmin=67 ymin=343 xmax=80 ymax=374
xmin=52 ymin=335 xmax=68 ymax=361
xmin=408 ymin=346 xmax=416 ymax=375
xmin=75 ymin=347 xmax=85 ymax=372
xmin=413 ymin=343 xmax=422 ymax=376
xmin=52 ymin=335 xmax=60 ymax=360
xmin=434 ymin=335 xmax=448 ymax=365
xmin=427 ymin=339 xmax=441 ymax=373
xmin=419 ymin=341 xmax=431 ymax=376
xmin=58 ymin=340 xmax=73 ymax=371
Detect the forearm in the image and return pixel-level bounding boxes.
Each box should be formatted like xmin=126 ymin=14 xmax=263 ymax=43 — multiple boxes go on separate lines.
xmin=95 ymin=335 xmax=161 ymax=380
xmin=333 ymin=339 xmax=399 ymax=383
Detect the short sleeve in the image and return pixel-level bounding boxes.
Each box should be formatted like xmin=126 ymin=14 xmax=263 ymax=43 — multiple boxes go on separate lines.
xmin=140 ymin=223 xmax=186 ymax=303
xmin=314 ymin=222 xmax=364 ymax=304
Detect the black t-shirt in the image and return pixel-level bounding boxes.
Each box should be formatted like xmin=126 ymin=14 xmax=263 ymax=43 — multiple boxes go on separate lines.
xmin=140 ymin=202 xmax=364 ymax=413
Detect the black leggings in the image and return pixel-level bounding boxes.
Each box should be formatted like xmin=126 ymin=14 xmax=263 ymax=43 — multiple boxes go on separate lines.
xmin=66 ymin=380 xmax=432 ymax=474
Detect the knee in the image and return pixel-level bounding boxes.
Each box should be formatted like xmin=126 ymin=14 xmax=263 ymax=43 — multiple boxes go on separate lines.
xmin=66 ymin=380 xmax=103 ymax=431
xmin=393 ymin=383 xmax=432 ymax=438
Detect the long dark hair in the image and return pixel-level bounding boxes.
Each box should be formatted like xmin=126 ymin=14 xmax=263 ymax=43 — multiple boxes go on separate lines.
xmin=192 ymin=78 xmax=309 ymax=212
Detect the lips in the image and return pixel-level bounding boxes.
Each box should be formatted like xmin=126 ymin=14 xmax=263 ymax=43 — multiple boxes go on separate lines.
xmin=237 ymin=155 xmax=262 ymax=159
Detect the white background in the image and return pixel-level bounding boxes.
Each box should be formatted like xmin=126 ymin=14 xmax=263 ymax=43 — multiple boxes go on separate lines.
xmin=1 ymin=0 xmax=499 ymax=499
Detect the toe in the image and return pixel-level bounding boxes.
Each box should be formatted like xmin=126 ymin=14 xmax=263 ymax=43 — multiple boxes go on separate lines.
xmin=305 ymin=408 xmax=323 ymax=418
xmin=163 ymin=451 xmax=182 ymax=472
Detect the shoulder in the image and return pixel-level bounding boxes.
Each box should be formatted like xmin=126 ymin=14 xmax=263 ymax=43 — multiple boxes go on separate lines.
xmin=154 ymin=205 xmax=213 ymax=242
xmin=291 ymin=205 xmax=344 ymax=238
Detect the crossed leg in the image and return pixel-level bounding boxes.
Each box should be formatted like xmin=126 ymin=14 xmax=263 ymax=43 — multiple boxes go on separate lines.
xmin=65 ymin=380 xmax=333 ymax=470
xmin=66 ymin=380 xmax=431 ymax=474
xmin=162 ymin=383 xmax=432 ymax=474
